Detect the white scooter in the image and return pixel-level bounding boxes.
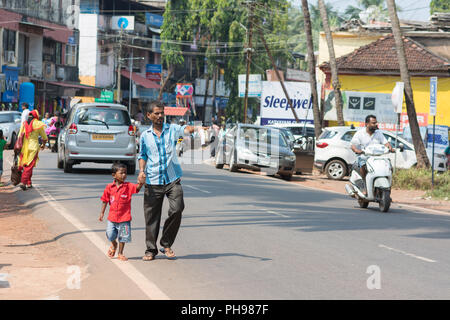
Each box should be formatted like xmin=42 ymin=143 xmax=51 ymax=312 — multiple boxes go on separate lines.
xmin=345 ymin=144 xmax=395 ymax=212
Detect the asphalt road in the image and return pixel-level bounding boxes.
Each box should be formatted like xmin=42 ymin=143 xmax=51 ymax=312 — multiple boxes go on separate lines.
xmin=12 ymin=149 xmax=450 ymax=299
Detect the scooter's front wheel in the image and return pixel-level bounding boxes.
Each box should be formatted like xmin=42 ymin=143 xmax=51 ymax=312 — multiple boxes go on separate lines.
xmin=358 ymin=199 xmax=369 ymax=208
xmin=379 ymin=189 xmax=391 ymax=212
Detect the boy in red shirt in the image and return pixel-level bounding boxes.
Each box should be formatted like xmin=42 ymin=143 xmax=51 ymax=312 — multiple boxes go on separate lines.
xmin=99 ymin=163 xmax=145 ymax=261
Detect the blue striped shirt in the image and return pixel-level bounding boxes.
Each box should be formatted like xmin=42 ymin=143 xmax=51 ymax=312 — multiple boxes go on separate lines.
xmin=138 ymin=123 xmax=186 ymax=185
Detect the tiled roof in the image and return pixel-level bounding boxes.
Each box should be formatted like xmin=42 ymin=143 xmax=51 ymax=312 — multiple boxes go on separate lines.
xmin=319 ymin=35 xmax=450 ymax=74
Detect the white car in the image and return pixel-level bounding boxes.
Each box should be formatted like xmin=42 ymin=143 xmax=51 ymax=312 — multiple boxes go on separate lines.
xmin=314 ymin=126 xmax=447 ymax=180
xmin=0 ymin=111 xmax=22 ymax=149
xmin=270 ymin=122 xmax=316 ymax=141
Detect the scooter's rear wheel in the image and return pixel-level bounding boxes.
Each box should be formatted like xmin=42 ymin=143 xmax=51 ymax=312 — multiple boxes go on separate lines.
xmin=379 ymin=189 xmax=391 ymax=212
xmin=358 ymin=199 xmax=369 ymax=208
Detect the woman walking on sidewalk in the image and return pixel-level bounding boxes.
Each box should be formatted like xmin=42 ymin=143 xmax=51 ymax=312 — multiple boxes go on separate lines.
xmin=18 ymin=110 xmax=47 ymax=190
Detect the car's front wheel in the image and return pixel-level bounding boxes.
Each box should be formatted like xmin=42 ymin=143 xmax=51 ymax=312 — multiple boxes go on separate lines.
xmin=325 ymin=159 xmax=347 ymax=180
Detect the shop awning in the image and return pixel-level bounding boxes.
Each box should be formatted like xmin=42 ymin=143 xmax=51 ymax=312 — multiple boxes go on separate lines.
xmin=164 ymin=107 xmax=188 ymax=116
xmin=46 ymin=81 xmax=102 ymax=98
xmin=121 ymin=70 xmax=161 ymax=89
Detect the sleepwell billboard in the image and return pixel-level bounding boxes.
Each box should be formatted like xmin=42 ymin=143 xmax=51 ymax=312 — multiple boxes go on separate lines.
xmin=259 ymin=81 xmax=314 ymax=125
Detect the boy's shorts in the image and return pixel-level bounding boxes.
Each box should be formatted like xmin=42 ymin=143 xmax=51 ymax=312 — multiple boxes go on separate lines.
xmin=106 ymin=220 xmax=131 ymax=243
xmin=0 ymin=158 xmax=3 ymax=175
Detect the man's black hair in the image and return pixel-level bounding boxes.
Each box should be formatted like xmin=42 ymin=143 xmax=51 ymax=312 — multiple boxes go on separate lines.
xmin=365 ymin=114 xmax=377 ymax=124
xmin=0 ymin=129 xmax=3 ymax=139
xmin=112 ymin=163 xmax=127 ymax=174
xmin=144 ymin=100 xmax=164 ymax=115
xmin=22 ymin=102 xmax=29 ymax=109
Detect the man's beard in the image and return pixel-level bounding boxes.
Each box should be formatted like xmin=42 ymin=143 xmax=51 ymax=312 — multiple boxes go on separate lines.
xmin=368 ymin=126 xmax=377 ymax=133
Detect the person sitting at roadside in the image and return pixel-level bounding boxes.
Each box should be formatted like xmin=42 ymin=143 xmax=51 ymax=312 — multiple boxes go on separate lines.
xmin=99 ymin=163 xmax=145 ymax=261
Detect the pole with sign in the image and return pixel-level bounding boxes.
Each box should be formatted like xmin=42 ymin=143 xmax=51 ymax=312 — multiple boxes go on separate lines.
xmin=430 ymin=77 xmax=437 ymax=188
xmin=391 ymin=82 xmax=404 ymax=173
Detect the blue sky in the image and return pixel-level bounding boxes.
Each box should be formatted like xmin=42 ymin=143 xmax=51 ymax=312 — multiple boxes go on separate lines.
xmin=290 ymin=0 xmax=432 ymax=22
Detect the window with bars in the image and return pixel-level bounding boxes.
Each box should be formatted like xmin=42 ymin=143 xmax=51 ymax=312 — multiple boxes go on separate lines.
xmin=65 ymin=44 xmax=77 ymax=66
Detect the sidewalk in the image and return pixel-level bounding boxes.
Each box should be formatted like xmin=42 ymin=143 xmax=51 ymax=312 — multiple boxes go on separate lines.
xmin=0 ymin=152 xmax=85 ymax=299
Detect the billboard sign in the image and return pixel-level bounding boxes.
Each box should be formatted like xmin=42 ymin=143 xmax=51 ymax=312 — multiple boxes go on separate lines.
xmin=260 ymin=81 xmax=313 ymax=125
xmin=111 ymin=16 xmax=134 ymax=31
xmin=238 ymin=74 xmax=262 ymax=97
xmin=145 ymin=13 xmax=163 ymax=28
xmin=146 ymin=64 xmax=162 ymax=82
xmin=2 ymin=66 xmax=19 ymax=103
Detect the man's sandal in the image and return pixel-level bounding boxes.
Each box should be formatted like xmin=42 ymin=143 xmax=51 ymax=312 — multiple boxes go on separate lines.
xmin=107 ymin=245 xmax=116 ymax=258
xmin=160 ymin=247 xmax=176 ymax=259
xmin=142 ymin=253 xmax=155 ymax=261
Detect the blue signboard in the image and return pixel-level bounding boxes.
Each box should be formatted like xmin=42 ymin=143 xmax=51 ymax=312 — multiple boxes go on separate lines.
xmin=430 ymin=77 xmax=437 ymax=116
xmin=2 ymin=66 xmax=19 ymax=103
xmin=145 ymin=13 xmax=163 ymax=28
xmin=146 ymin=64 xmax=162 ymax=74
xmin=19 ymin=82 xmax=35 ymax=110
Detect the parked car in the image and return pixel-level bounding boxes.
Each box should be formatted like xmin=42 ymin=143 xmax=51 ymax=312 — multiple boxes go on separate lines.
xmin=57 ymin=103 xmax=136 ymax=173
xmin=314 ymin=126 xmax=447 ymax=180
xmin=215 ymin=123 xmax=296 ymax=180
xmin=0 ymin=111 xmax=22 ymax=149
xmin=270 ymin=123 xmax=316 ymax=175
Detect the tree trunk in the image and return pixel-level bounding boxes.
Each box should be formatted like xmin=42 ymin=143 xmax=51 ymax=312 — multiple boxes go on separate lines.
xmin=211 ymin=66 xmax=217 ymax=121
xmin=203 ymin=74 xmax=210 ymax=123
xmin=386 ymin=0 xmax=430 ymax=168
xmin=158 ymin=65 xmax=174 ymax=101
xmin=301 ymin=0 xmax=322 ymax=138
xmin=318 ymin=0 xmax=344 ymax=126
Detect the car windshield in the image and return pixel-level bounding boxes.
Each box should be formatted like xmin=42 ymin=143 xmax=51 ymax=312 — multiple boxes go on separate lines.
xmin=0 ymin=114 xmax=13 ymax=123
xmin=75 ymin=108 xmax=131 ymax=126
xmin=239 ymin=127 xmax=288 ymax=148
xmin=289 ymin=126 xmax=315 ymax=137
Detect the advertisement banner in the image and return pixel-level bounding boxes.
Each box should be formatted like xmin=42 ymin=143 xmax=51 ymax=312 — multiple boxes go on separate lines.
xmin=260 ymin=81 xmax=313 ymax=125
xmin=238 ymin=74 xmax=262 ymax=97
xmin=146 ymin=64 xmax=162 ymax=82
xmin=111 ymin=16 xmax=135 ymax=31
xmin=324 ymin=90 xmax=398 ymax=124
xmin=427 ymin=125 xmax=448 ymax=153
xmin=357 ymin=112 xmax=428 ymax=132
xmin=145 ymin=13 xmax=163 ymax=28
xmin=1 ymin=66 xmax=19 ymax=103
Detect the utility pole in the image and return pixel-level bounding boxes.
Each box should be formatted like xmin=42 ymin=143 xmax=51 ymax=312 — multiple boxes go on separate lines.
xmin=257 ymin=28 xmax=300 ymax=123
xmin=116 ymin=26 xmax=124 ymax=104
xmin=386 ymin=0 xmax=430 ymax=168
xmin=300 ymin=0 xmax=322 ymax=138
xmin=243 ymin=0 xmax=254 ymax=124
xmin=318 ymin=0 xmax=344 ymax=126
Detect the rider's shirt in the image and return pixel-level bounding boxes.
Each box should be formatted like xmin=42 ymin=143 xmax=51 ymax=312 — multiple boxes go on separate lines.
xmin=351 ymin=129 xmax=387 ymax=151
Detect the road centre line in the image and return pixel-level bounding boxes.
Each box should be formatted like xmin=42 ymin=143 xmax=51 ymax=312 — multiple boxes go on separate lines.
xmin=184 ymin=184 xmax=211 ymax=194
xmin=378 ymin=244 xmax=437 ymax=263
xmin=248 ymin=205 xmax=289 ymax=218
xmin=34 ymin=185 xmax=170 ymax=300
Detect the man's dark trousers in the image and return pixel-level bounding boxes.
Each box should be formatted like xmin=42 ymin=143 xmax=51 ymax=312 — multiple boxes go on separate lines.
xmin=144 ymin=179 xmax=184 ymax=256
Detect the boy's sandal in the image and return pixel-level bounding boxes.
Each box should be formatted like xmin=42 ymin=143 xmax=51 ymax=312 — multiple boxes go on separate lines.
xmin=160 ymin=247 xmax=176 ymax=259
xmin=107 ymin=245 xmax=116 ymax=258
xmin=118 ymin=254 xmax=128 ymax=261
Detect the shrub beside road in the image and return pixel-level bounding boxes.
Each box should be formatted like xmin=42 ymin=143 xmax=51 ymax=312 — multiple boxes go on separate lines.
xmin=393 ymin=169 xmax=450 ymax=200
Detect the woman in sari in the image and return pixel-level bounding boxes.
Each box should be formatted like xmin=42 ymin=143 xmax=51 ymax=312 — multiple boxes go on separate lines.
xmin=18 ymin=110 xmax=47 ymax=190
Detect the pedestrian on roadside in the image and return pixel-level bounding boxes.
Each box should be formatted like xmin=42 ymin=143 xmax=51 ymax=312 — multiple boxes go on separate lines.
xmin=20 ymin=102 xmax=30 ymax=125
xmin=17 ymin=110 xmax=47 ymax=190
xmin=99 ymin=163 xmax=146 ymax=261
xmin=0 ymin=130 xmax=6 ymax=187
xmin=138 ymin=100 xmax=204 ymax=261
xmin=42 ymin=112 xmax=52 ymax=127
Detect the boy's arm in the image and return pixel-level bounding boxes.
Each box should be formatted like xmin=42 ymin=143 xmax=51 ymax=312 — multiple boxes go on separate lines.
xmin=99 ymin=202 xmax=107 ymax=221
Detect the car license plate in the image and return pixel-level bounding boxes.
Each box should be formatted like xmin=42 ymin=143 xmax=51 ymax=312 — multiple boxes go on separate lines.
xmin=92 ymin=134 xmax=114 ymax=141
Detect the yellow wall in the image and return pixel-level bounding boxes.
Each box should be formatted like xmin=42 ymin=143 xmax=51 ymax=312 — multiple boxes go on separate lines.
xmin=336 ymin=74 xmax=450 ymax=127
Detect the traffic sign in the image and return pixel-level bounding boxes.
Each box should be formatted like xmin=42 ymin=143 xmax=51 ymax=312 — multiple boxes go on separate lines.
xmin=430 ymin=77 xmax=437 ymax=116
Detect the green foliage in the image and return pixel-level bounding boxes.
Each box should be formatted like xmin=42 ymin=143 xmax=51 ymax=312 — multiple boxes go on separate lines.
xmin=393 ymin=168 xmax=450 ymax=200
xmin=430 ymin=0 xmax=450 ymax=14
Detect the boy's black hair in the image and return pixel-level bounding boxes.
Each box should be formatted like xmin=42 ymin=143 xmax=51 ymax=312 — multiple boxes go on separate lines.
xmin=0 ymin=129 xmax=3 ymax=139
xmin=112 ymin=163 xmax=127 ymax=174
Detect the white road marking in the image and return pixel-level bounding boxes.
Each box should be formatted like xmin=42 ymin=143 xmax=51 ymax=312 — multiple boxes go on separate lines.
xmin=248 ymin=205 xmax=289 ymax=218
xmin=378 ymin=244 xmax=437 ymax=263
xmin=35 ymin=186 xmax=170 ymax=300
xmin=184 ymin=184 xmax=211 ymax=194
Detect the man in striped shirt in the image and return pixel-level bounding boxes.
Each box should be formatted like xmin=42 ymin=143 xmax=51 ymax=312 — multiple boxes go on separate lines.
xmin=138 ymin=100 xmax=199 ymax=261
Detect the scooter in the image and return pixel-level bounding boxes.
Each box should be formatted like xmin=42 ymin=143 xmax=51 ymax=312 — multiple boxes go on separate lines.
xmin=345 ymin=144 xmax=394 ymax=212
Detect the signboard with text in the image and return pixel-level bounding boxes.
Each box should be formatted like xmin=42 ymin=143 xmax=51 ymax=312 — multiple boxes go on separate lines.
xmin=1 ymin=66 xmax=19 ymax=103
xmin=238 ymin=74 xmax=262 ymax=97
xmin=146 ymin=64 xmax=162 ymax=82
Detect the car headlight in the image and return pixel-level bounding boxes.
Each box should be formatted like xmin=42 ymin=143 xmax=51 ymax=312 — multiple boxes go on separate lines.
xmin=284 ymin=155 xmax=296 ymax=161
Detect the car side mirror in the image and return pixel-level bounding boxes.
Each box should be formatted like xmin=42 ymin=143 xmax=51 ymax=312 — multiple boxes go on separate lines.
xmin=399 ymin=143 xmax=404 ymax=152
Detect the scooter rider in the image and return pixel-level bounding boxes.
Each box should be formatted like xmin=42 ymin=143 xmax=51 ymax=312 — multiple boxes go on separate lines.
xmin=351 ymin=115 xmax=395 ymax=194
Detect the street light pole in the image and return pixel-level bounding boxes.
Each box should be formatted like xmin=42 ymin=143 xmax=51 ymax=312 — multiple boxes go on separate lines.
xmin=128 ymin=45 xmax=133 ymax=113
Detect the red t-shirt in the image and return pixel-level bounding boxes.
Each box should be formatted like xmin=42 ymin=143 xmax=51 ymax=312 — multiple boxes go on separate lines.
xmin=101 ymin=182 xmax=139 ymax=223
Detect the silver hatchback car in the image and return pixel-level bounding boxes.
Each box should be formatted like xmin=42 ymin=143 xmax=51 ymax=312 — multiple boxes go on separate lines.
xmin=57 ymin=103 xmax=136 ymax=173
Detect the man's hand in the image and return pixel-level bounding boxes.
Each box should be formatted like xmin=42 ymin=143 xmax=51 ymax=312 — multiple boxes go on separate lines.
xmin=99 ymin=213 xmax=104 ymax=222
xmin=138 ymin=171 xmax=146 ymax=184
